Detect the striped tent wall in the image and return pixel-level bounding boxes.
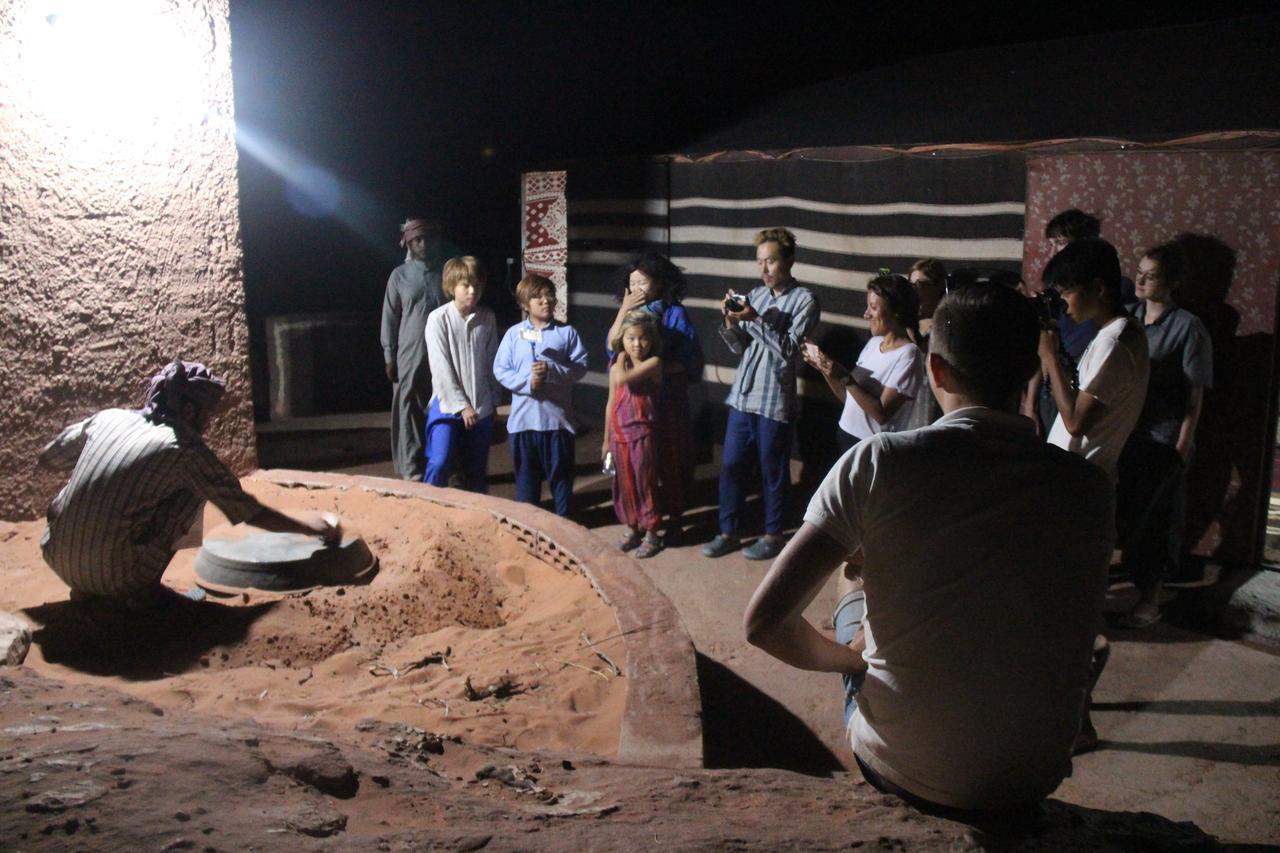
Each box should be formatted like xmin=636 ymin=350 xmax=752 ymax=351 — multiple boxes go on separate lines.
xmin=564 ymin=157 xmax=672 ymax=415
xmin=559 ymin=151 xmax=1028 ymax=467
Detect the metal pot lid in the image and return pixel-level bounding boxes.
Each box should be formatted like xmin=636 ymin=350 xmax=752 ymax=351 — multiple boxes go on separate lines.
xmin=194 ymin=516 xmax=378 ymax=594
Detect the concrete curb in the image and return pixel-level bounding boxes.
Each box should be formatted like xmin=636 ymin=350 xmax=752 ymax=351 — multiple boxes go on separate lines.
xmin=250 ymin=469 xmax=704 ymax=769
xmin=1174 ymin=567 xmax=1280 ymax=648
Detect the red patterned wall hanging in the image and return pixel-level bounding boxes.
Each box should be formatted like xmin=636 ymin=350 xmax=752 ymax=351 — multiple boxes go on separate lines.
xmin=521 ymin=170 xmax=569 ymax=322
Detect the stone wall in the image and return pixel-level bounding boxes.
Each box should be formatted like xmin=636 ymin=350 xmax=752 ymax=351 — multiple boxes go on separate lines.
xmin=0 ymin=0 xmax=255 ymax=520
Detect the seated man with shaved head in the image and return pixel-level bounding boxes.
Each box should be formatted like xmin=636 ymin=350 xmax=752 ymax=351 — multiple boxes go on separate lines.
xmin=745 ymin=284 xmax=1114 ymax=816
xmin=39 ymin=360 xmax=340 ymax=610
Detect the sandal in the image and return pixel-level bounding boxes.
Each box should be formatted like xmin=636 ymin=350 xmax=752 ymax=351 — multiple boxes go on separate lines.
xmin=1117 ymin=603 xmax=1161 ymax=629
xmin=617 ymin=529 xmax=643 ymax=552
xmin=633 ymin=534 xmax=664 ymax=559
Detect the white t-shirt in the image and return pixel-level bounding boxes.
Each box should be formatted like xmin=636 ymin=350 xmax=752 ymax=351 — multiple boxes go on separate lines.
xmin=1047 ymin=315 xmax=1150 ymax=481
xmin=838 ymin=337 xmax=924 ymax=439
xmin=806 ymin=407 xmax=1115 ymax=810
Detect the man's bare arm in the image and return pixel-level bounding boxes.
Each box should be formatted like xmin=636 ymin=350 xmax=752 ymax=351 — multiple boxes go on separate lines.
xmin=744 ymin=522 xmax=866 ymax=675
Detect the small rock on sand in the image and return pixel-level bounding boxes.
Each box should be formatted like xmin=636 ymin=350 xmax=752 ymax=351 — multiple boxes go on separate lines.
xmin=0 ymin=611 xmax=33 ymax=666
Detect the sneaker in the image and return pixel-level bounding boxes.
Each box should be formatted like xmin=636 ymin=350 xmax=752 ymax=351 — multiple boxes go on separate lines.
xmin=634 ymin=534 xmax=665 ymax=560
xmin=742 ymin=537 xmax=785 ymax=561
xmin=701 ymin=534 xmax=740 ymax=558
xmin=617 ymin=529 xmax=643 ymax=552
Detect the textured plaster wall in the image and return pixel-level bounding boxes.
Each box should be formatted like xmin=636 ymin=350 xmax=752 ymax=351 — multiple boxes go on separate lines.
xmin=0 ymin=0 xmax=255 ymax=520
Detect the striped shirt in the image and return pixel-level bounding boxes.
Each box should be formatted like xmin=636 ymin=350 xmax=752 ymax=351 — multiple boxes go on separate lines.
xmin=39 ymin=409 xmax=263 ymax=597
xmin=719 ymin=281 xmax=820 ymax=423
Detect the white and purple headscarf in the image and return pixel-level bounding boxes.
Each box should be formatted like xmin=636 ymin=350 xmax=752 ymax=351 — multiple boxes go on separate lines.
xmin=140 ymin=360 xmax=226 ymax=422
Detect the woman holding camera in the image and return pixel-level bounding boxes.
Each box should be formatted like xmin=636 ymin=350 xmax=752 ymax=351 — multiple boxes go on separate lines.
xmin=804 ymin=274 xmax=925 ymax=453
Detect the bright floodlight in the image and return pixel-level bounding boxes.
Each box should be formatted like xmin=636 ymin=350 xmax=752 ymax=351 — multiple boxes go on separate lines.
xmin=29 ymin=0 xmax=211 ymax=151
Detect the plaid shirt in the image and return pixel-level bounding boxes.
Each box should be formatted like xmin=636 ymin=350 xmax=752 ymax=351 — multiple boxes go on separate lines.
xmin=719 ymin=281 xmax=819 ymax=423
xmin=39 ymin=409 xmax=263 ymax=596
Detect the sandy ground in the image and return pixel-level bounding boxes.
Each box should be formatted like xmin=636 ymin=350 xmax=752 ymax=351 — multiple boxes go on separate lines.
xmin=579 ymin=465 xmax=1280 ymax=848
xmin=3 ymin=429 xmax=1278 ymax=849
xmin=321 ymin=433 xmax=1280 ymax=846
xmin=0 ymin=481 xmax=627 ymax=757
xmin=0 ymin=665 xmax=1229 ymax=851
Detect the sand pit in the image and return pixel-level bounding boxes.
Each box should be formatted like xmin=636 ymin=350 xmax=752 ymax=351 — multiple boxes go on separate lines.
xmin=0 ymin=481 xmax=627 ymax=757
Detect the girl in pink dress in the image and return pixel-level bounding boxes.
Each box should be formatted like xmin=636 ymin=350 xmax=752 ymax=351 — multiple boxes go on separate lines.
xmin=602 ymin=311 xmax=664 ymax=558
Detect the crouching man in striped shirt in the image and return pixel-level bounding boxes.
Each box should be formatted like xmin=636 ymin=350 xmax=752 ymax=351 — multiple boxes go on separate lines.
xmin=39 ymin=360 xmax=341 ymax=610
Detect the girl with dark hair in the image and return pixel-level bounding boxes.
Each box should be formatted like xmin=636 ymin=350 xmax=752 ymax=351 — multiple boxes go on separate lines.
xmin=605 ymin=253 xmax=704 ymax=534
xmin=803 ymin=274 xmax=925 ymax=452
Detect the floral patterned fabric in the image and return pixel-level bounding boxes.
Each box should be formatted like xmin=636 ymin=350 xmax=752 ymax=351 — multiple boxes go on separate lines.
xmin=1024 ymin=151 xmax=1279 ymax=335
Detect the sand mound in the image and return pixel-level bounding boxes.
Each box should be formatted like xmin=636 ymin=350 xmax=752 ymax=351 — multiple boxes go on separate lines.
xmin=0 ymin=481 xmax=627 ymax=756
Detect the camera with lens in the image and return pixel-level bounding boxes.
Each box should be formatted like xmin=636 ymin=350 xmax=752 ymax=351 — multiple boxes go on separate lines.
xmin=1032 ymin=288 xmax=1065 ymax=329
xmin=724 ymin=293 xmax=747 ymax=313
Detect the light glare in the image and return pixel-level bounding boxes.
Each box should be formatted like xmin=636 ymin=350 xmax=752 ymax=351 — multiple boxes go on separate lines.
xmin=29 ymin=1 xmax=209 ymax=145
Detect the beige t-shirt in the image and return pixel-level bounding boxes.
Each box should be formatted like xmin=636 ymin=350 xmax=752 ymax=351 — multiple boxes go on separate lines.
xmin=1047 ymin=315 xmax=1150 ymax=481
xmin=805 ymin=407 xmax=1115 ymax=810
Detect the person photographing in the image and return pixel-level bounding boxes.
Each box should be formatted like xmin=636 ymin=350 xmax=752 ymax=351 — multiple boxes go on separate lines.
xmin=702 ymin=228 xmax=819 ymax=561
xmin=803 ymin=274 xmax=924 ymax=453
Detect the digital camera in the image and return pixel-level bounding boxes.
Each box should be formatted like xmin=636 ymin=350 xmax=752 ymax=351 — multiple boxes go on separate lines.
xmin=1032 ymin=288 xmax=1066 ymax=328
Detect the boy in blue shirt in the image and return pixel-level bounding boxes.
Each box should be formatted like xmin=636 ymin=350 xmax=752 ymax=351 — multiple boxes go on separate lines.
xmin=493 ymin=275 xmax=589 ymax=516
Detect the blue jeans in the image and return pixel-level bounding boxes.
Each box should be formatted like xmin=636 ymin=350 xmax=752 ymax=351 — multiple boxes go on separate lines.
xmin=423 ymin=399 xmax=493 ymax=492
xmin=510 ymin=429 xmax=575 ymax=517
xmin=834 ymin=589 xmax=867 ymax=725
xmin=718 ymin=407 xmax=793 ymax=536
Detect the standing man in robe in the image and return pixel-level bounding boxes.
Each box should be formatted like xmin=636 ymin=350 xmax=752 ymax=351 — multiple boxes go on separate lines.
xmin=382 ymin=218 xmax=446 ymax=480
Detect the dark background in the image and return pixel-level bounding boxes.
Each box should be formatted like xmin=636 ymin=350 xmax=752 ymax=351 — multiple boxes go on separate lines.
xmin=228 ymin=1 xmax=1279 ymax=419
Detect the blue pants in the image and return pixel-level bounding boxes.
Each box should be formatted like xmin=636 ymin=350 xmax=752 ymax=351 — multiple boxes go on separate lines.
xmin=510 ymin=429 xmax=575 ymax=517
xmin=423 ymin=399 xmax=493 ymax=493
xmin=718 ymin=407 xmax=793 ymax=536
xmin=834 ymin=589 xmax=867 ymax=725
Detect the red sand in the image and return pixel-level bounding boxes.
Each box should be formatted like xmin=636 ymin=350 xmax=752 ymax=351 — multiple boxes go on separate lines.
xmin=0 ymin=481 xmax=627 ymax=756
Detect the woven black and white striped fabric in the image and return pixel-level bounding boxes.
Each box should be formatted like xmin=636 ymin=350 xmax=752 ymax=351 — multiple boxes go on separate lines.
xmin=560 ymin=152 xmax=1027 ymax=457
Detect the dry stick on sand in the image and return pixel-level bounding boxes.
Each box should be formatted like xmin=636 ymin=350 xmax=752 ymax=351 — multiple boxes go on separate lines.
xmin=553 ymin=658 xmax=610 ymax=682
xmin=579 ymin=631 xmax=622 ymax=677
xmin=370 ymin=647 xmax=452 ymax=680
xmin=463 ymin=674 xmax=526 ymax=701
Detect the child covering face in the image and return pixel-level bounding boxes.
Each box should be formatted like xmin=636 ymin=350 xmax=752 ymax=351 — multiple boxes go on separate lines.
xmin=605 ymin=253 xmax=705 ymax=537
xmin=603 ymin=311 xmax=665 ymax=558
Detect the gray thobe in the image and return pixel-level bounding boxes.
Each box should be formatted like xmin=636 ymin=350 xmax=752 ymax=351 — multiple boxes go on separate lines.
xmin=381 ymin=259 xmax=444 ymax=479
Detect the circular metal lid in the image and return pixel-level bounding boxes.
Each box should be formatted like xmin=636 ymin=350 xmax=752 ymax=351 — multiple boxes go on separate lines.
xmin=194 ymin=515 xmax=378 ymax=594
